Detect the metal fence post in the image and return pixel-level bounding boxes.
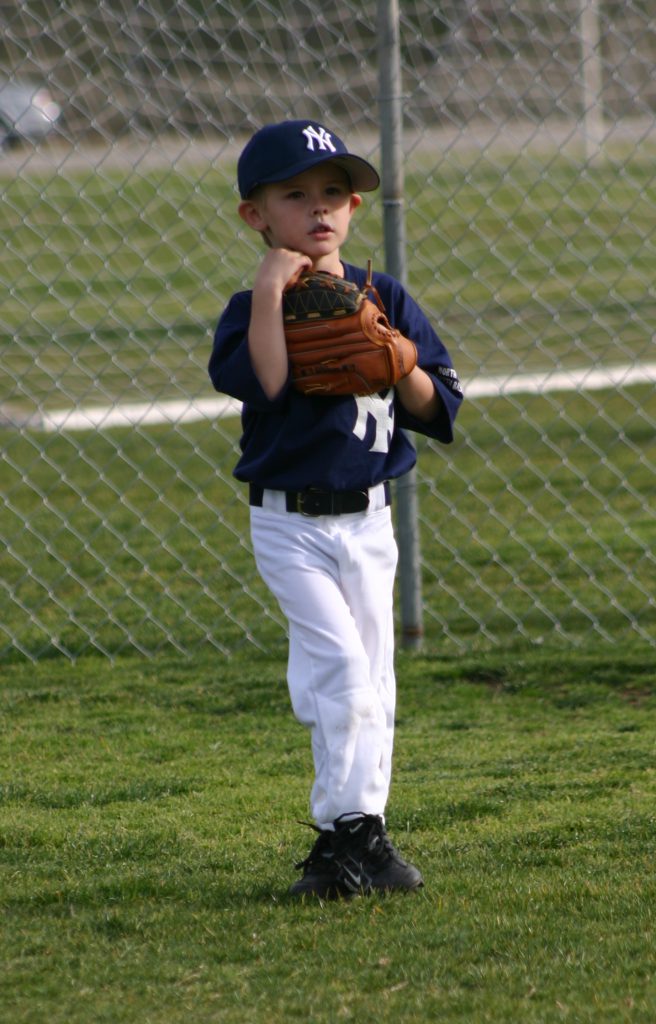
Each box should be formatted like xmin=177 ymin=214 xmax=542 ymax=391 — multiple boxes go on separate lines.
xmin=579 ymin=0 xmax=604 ymax=161
xmin=377 ymin=0 xmax=423 ymax=649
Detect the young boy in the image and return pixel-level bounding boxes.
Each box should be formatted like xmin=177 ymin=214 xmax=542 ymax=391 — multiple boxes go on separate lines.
xmin=208 ymin=119 xmax=463 ymax=898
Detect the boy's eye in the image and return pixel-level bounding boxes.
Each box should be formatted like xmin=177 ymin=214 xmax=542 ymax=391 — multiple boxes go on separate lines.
xmin=281 ymin=183 xmax=347 ymax=201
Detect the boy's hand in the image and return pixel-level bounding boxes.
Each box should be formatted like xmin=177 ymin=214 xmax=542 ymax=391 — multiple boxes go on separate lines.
xmin=248 ymin=249 xmax=311 ymax=401
xmin=253 ymin=248 xmax=312 ymax=296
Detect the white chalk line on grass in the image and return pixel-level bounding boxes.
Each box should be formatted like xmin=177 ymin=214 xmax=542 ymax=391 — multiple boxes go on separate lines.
xmin=11 ymin=361 xmax=656 ymax=432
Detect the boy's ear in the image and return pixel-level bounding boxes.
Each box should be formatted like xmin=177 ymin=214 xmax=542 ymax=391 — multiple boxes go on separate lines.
xmin=350 ymin=193 xmax=363 ymax=211
xmin=238 ymin=199 xmax=268 ymax=232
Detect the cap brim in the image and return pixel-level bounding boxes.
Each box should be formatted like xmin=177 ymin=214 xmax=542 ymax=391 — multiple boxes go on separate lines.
xmin=251 ymin=153 xmax=379 ymax=195
xmin=331 ymin=155 xmax=380 ymax=193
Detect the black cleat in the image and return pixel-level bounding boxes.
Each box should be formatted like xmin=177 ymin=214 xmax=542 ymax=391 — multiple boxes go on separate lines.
xmin=289 ymin=814 xmax=423 ymax=898
xmin=336 ymin=813 xmax=424 ymax=894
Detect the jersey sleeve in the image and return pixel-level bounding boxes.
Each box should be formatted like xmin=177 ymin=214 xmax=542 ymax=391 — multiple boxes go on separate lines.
xmin=388 ymin=281 xmax=463 ymax=443
xmin=208 ymin=290 xmax=290 ymax=410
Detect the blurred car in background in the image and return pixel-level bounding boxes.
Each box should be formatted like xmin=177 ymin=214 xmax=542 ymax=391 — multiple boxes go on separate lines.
xmin=0 ymin=80 xmax=62 ymax=147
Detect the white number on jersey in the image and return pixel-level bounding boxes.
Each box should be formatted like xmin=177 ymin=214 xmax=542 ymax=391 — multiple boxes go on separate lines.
xmin=352 ymin=390 xmax=394 ymax=453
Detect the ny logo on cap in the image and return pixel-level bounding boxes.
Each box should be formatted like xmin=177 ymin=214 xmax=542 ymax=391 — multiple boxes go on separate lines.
xmin=302 ymin=125 xmax=337 ymax=153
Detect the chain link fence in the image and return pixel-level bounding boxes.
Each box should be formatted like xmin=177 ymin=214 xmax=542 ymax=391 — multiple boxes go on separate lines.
xmin=1 ymin=0 xmax=655 ymax=661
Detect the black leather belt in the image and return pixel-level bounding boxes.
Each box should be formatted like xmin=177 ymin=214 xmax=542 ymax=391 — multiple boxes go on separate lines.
xmin=249 ymin=482 xmax=391 ymax=517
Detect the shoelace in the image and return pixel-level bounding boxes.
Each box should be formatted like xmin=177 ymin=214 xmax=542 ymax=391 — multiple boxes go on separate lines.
xmin=294 ymin=822 xmax=334 ymax=871
xmin=295 ymin=814 xmax=395 ymax=870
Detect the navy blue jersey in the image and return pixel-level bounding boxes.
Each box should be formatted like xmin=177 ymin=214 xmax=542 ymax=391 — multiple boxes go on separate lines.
xmin=208 ymin=261 xmax=463 ymax=490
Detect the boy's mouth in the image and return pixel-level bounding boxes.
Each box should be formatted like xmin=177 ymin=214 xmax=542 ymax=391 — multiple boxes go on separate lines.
xmin=310 ymin=222 xmax=333 ymax=236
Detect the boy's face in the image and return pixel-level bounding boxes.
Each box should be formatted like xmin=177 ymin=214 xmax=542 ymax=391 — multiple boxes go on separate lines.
xmin=238 ymin=162 xmax=361 ymax=262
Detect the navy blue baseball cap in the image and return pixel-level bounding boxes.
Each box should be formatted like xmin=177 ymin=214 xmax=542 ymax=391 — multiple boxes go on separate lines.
xmin=237 ymin=120 xmax=380 ymax=199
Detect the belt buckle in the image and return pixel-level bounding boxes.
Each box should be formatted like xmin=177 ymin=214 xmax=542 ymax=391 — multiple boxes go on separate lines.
xmin=297 ymin=488 xmax=327 ymax=517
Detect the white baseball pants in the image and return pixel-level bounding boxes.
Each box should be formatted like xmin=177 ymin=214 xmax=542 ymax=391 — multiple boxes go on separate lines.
xmin=250 ymin=485 xmax=397 ymax=830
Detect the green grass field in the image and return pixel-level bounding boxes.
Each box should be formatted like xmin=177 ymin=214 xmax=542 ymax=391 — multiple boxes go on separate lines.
xmin=2 ymin=143 xmax=656 ymax=1021
xmin=2 ymin=648 xmax=656 ymax=1023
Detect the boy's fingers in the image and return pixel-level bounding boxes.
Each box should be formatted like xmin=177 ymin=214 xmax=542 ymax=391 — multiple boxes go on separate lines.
xmin=280 ymin=252 xmax=313 ymax=289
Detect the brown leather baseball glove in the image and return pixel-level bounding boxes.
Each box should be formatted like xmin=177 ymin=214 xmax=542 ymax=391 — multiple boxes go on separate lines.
xmin=282 ymin=264 xmax=417 ymax=396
